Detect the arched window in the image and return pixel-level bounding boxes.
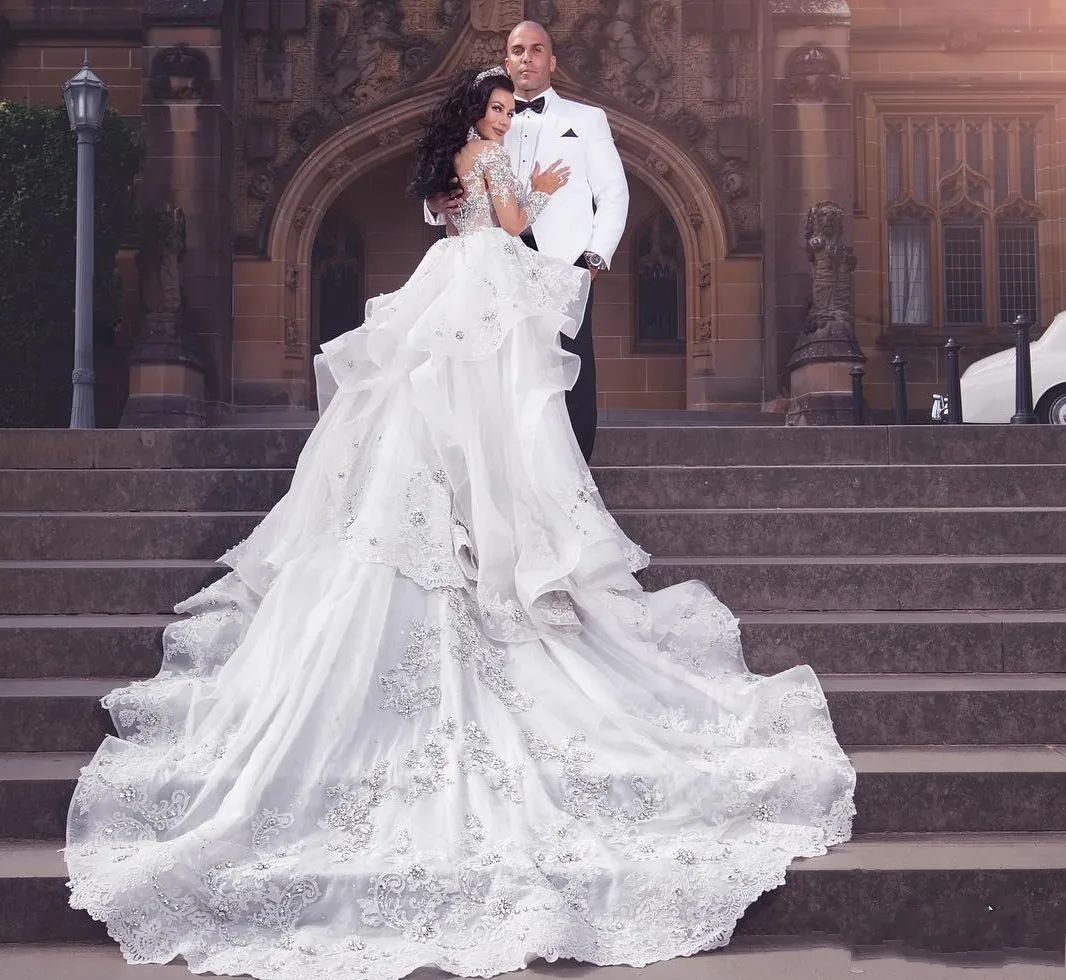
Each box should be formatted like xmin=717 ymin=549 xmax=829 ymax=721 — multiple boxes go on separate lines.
xmin=634 ymin=209 xmax=685 ymax=351
xmin=311 ymin=212 xmax=364 ymax=349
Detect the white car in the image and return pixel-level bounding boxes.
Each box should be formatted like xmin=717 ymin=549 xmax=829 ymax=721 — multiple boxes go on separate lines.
xmin=932 ymin=311 xmax=1066 ymax=424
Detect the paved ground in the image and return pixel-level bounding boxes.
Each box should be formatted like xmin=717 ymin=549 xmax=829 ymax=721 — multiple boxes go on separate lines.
xmin=0 ymin=943 xmax=1062 ymax=980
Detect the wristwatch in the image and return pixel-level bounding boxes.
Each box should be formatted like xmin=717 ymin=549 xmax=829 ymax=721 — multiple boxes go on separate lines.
xmin=584 ymin=251 xmax=607 ymax=271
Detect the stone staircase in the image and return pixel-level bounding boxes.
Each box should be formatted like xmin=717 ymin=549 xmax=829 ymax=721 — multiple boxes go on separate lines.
xmin=0 ymin=424 xmax=1064 ymax=961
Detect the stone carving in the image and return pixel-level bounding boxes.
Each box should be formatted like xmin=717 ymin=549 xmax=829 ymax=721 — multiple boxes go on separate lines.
xmin=233 ymin=0 xmax=760 ymax=260
xmin=291 ymin=108 xmax=325 ymax=144
xmin=293 ymin=206 xmax=313 ymax=231
xmin=721 ymin=164 xmax=745 ymax=198
xmin=129 ymin=205 xmax=202 ymax=368
xmin=560 ymin=0 xmax=676 ymax=114
xmin=695 ymin=316 xmax=713 ymax=344
xmin=470 ymin=0 xmax=524 ymax=33
xmin=671 ymin=109 xmax=704 ymax=144
xmin=148 ymin=44 xmax=211 ymax=101
xmin=438 ymin=0 xmax=463 ymax=26
xmin=697 ymin=263 xmax=712 ymax=288
xmin=245 ymin=116 xmax=278 ymax=162
xmin=249 ymin=170 xmax=275 ymax=200
xmin=784 ymin=43 xmax=842 ymax=103
xmin=686 ymin=205 xmax=703 ymax=228
xmin=769 ymin=0 xmax=849 ymax=17
xmin=285 ymin=264 xmax=300 ymax=289
xmin=886 ymin=196 xmax=935 ymax=221
xmin=944 ymin=24 xmax=986 ymax=54
xmin=258 ymin=50 xmax=294 ymax=101
xmin=325 ymin=156 xmax=350 ymax=181
xmin=995 ymin=196 xmax=1043 ymax=222
xmin=284 ymin=317 xmax=301 ymax=351
xmin=704 ymin=34 xmax=741 ymax=102
xmin=802 ymin=200 xmax=856 ymax=338
xmin=646 ymin=152 xmax=670 ymax=176
xmin=524 ymin=0 xmax=558 ymax=25
xmin=941 ymin=194 xmax=987 ymax=222
xmin=140 ymin=206 xmax=186 ymax=330
xmin=317 ymin=0 xmax=436 ymax=113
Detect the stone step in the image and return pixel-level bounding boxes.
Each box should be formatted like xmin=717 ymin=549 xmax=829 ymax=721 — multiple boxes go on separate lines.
xmin=0 ymin=943 xmax=1061 ymax=980
xmin=3 ymin=465 xmax=1066 ymax=513
xmin=3 ymin=834 xmax=1063 ymax=953
xmin=3 ymin=424 xmax=1066 ymax=469
xmin=1 ymin=610 xmax=1062 ymax=680
xmin=7 ymin=507 xmax=1066 ymax=561
xmin=598 ymin=465 xmax=1066 ymax=511
xmin=3 ymin=747 xmax=1064 ymax=841
xmin=642 ymin=555 xmax=1066 ymax=612
xmin=0 ymin=512 xmax=263 ymax=561
xmin=2 ymin=675 xmax=1063 ymax=751
xmin=4 ymin=556 xmax=1065 ymax=616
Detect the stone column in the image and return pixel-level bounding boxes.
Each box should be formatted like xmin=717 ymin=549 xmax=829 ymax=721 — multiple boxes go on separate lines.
xmin=759 ymin=1 xmax=861 ymax=421
xmin=121 ymin=0 xmax=235 ymax=426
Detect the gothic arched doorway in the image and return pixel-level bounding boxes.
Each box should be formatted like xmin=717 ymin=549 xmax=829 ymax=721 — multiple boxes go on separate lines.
xmin=262 ymin=90 xmax=737 ymax=412
xmin=311 ymin=212 xmax=364 ymax=351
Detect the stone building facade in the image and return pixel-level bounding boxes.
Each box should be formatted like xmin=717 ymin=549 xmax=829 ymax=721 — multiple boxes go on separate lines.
xmin=2 ymin=0 xmax=1065 ymax=424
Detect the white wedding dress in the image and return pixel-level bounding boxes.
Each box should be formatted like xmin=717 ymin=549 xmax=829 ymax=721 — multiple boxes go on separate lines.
xmin=65 ymin=140 xmax=856 ymax=980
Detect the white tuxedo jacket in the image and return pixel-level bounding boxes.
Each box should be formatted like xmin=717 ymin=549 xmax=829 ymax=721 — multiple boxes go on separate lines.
xmin=426 ymin=90 xmax=629 ymax=269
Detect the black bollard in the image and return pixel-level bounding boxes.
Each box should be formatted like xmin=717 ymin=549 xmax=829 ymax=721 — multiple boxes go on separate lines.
xmin=850 ymin=364 xmax=865 ymax=426
xmin=1010 ymin=314 xmax=1037 ymax=424
xmin=892 ymin=354 xmax=909 ymax=425
xmin=945 ymin=338 xmax=964 ymax=424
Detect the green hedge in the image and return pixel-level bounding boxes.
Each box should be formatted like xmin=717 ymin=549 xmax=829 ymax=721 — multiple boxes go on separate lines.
xmin=0 ymin=101 xmax=140 ymax=427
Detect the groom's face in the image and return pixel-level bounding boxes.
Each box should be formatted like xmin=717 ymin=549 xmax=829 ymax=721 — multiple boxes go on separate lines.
xmin=505 ymin=24 xmax=556 ymax=99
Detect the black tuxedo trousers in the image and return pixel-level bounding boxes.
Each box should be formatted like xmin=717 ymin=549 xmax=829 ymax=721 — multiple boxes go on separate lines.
xmin=520 ymin=232 xmax=597 ymax=463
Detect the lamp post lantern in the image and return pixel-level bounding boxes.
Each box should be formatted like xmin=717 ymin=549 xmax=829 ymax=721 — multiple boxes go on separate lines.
xmin=62 ymin=51 xmax=108 ymax=429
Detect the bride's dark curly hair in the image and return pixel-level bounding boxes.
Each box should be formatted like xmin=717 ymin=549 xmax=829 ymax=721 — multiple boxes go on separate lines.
xmin=407 ymin=68 xmax=515 ymax=199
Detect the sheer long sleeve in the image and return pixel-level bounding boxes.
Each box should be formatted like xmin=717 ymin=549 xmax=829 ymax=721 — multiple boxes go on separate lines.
xmin=477 ymin=142 xmax=550 ymax=235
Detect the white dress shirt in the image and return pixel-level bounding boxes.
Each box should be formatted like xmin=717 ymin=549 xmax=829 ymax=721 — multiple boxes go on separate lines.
xmin=510 ymin=88 xmax=557 ymax=190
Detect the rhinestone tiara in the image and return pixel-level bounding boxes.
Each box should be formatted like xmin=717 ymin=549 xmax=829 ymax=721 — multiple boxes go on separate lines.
xmin=473 ymin=65 xmax=508 ymax=86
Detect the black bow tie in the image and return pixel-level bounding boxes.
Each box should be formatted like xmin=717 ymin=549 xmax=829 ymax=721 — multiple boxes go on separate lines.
xmin=514 ymin=97 xmax=546 ymax=115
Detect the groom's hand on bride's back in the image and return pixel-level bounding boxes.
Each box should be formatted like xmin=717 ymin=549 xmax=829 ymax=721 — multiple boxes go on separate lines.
xmin=428 ymin=178 xmax=465 ymax=218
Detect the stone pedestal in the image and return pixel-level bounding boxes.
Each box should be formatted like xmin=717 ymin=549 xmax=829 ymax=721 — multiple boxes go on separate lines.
xmin=121 ymin=305 xmax=207 ymax=427
xmin=786 ymin=329 xmax=864 ymax=424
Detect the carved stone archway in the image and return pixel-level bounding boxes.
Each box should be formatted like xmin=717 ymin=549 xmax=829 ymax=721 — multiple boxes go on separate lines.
xmin=264 ymin=85 xmax=731 ymax=409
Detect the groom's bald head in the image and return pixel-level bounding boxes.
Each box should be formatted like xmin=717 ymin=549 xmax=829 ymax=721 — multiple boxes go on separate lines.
xmin=508 ymin=21 xmax=554 ymax=52
xmin=505 ymin=21 xmax=556 ymax=99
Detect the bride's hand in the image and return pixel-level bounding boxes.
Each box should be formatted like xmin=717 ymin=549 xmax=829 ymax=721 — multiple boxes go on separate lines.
xmin=530 ymin=159 xmax=571 ymax=195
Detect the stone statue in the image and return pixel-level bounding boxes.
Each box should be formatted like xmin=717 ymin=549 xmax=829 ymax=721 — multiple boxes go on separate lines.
xmin=786 ymin=200 xmax=865 ymax=425
xmin=803 ymin=200 xmax=856 ymax=338
xmin=138 ymin=205 xmax=187 ymax=337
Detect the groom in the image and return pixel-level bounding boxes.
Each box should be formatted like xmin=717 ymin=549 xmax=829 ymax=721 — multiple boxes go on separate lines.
xmin=426 ymin=20 xmax=630 ymax=463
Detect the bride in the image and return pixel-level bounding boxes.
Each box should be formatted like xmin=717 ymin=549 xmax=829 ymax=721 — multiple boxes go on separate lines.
xmin=65 ymin=66 xmax=856 ymax=980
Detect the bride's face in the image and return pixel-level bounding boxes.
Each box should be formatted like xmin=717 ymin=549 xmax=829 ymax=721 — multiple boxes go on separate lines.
xmin=474 ymin=88 xmax=515 ymax=143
